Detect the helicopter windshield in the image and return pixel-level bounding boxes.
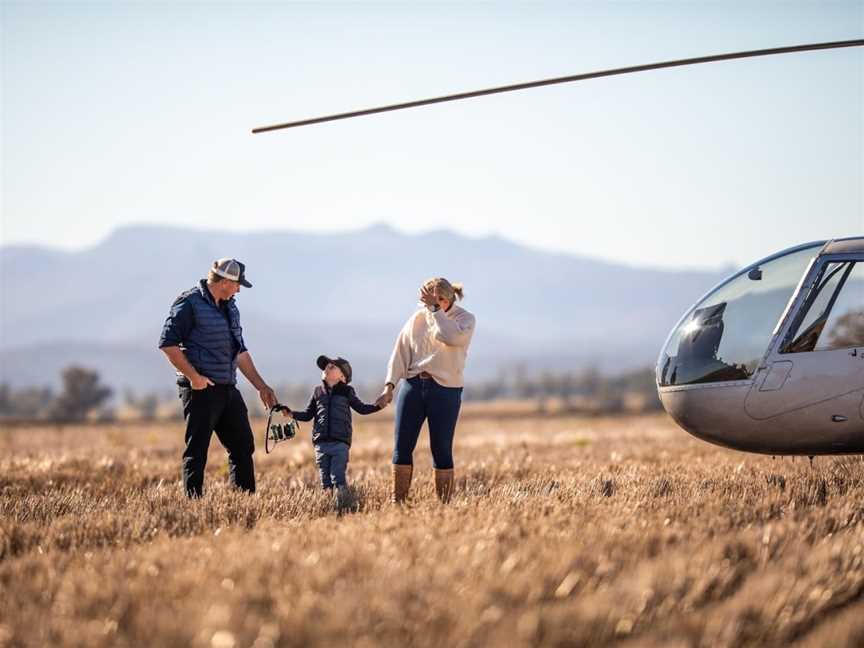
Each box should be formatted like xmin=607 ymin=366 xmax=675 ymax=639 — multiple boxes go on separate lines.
xmin=657 ymin=244 xmax=821 ymax=387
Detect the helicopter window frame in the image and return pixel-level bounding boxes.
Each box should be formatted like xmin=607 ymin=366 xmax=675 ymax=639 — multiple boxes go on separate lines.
xmin=780 ymin=256 xmax=863 ymax=354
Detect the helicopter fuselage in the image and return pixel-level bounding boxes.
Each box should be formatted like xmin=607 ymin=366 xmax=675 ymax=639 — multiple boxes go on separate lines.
xmin=657 ymin=237 xmax=864 ymax=455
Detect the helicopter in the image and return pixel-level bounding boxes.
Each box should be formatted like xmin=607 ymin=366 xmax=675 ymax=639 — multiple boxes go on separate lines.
xmin=253 ymin=39 xmax=864 ymax=455
xmin=657 ymin=237 xmax=864 ymax=455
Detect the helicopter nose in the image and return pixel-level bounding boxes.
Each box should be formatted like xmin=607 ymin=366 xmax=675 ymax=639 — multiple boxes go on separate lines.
xmin=659 ymin=384 xmax=756 ymax=452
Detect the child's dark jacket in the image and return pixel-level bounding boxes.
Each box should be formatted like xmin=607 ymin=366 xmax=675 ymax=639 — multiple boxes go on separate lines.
xmin=292 ymin=382 xmax=380 ymax=447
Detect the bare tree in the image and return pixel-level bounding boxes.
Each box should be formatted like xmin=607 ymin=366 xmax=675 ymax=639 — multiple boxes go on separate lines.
xmin=0 ymin=384 xmax=9 ymax=415
xmin=0 ymin=384 xmax=55 ymax=419
xmin=49 ymin=366 xmax=113 ymax=422
xmin=124 ymin=389 xmax=159 ymax=421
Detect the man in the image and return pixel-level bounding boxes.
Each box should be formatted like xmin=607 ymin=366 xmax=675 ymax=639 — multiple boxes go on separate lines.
xmin=159 ymin=258 xmax=277 ymax=497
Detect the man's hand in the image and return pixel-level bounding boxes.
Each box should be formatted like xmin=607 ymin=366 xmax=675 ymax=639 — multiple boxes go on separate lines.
xmin=161 ymin=347 xmax=213 ymax=390
xmin=259 ymin=385 xmax=278 ymax=410
xmin=237 ymin=352 xmax=277 ymax=410
xmin=191 ymin=374 xmax=215 ymax=390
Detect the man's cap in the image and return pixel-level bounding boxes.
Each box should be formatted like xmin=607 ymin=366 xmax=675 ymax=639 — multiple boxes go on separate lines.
xmin=212 ymin=258 xmax=252 ymax=288
xmin=316 ymin=355 xmax=352 ymax=384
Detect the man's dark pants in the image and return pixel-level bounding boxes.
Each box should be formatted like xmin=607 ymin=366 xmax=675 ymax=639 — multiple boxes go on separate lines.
xmin=178 ymin=380 xmax=256 ymax=497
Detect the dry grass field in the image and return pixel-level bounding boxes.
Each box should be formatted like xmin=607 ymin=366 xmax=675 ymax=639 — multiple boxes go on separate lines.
xmin=3 ymin=409 xmax=864 ymax=647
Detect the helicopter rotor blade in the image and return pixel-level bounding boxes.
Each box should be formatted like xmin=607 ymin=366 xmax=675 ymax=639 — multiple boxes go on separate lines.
xmin=252 ymin=39 xmax=863 ymax=134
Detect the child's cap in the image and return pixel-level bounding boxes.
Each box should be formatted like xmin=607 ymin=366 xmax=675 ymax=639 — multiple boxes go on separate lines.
xmin=316 ymin=355 xmax=353 ymax=384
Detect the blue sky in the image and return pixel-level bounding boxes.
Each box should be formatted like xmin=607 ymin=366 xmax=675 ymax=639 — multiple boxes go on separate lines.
xmin=2 ymin=1 xmax=862 ymax=269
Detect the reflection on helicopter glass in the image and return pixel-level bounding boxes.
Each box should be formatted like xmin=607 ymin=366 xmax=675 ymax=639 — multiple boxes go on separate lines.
xmin=783 ymin=261 xmax=864 ymax=353
xmin=658 ymin=244 xmax=821 ymax=387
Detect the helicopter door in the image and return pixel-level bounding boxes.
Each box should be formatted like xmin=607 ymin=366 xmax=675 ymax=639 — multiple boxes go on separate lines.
xmin=745 ymin=257 xmax=864 ymax=422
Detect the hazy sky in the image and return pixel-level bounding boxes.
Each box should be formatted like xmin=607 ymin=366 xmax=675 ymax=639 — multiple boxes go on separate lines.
xmin=2 ymin=1 xmax=862 ymax=269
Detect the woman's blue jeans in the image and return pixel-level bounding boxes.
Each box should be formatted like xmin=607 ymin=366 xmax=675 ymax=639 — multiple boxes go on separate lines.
xmin=393 ymin=376 xmax=463 ymax=469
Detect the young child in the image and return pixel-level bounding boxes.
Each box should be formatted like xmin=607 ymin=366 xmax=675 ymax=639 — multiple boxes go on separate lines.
xmin=285 ymin=355 xmax=381 ymax=495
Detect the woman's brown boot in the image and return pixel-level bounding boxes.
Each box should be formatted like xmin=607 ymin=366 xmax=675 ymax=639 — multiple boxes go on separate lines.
xmin=392 ymin=464 xmax=413 ymax=503
xmin=434 ymin=468 xmax=455 ymax=503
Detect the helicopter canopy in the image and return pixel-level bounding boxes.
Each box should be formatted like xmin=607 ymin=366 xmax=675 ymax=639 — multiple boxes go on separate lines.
xmin=657 ymin=243 xmax=823 ymax=387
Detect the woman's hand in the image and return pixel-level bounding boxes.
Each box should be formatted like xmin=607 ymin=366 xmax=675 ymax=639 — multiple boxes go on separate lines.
xmin=375 ymin=383 xmax=395 ymax=408
xmin=419 ymin=286 xmax=438 ymax=309
xmin=421 ymin=285 xmax=451 ymax=312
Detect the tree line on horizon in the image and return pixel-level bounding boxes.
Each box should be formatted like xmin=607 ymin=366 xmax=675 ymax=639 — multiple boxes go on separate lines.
xmin=0 ymin=365 xmax=662 ymax=423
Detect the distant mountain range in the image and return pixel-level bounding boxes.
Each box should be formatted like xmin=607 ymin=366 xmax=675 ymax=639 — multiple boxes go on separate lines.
xmin=0 ymin=224 xmax=729 ymax=392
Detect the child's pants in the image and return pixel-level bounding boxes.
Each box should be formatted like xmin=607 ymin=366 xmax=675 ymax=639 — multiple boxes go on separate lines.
xmin=314 ymin=441 xmax=349 ymax=489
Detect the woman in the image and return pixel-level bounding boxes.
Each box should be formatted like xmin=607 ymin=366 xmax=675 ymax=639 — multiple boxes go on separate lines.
xmin=377 ymin=277 xmax=476 ymax=503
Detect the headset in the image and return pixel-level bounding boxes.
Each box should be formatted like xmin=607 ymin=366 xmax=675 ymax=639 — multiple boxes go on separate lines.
xmin=265 ymin=405 xmax=299 ymax=454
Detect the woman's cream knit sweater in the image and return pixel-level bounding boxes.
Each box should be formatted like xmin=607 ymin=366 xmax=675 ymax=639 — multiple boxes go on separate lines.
xmin=385 ymin=305 xmax=476 ymax=388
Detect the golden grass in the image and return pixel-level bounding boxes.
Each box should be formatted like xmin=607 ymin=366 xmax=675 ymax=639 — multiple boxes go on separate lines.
xmin=2 ymin=413 xmax=864 ymax=647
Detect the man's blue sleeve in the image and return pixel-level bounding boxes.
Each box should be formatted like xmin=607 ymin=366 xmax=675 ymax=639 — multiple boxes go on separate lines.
xmin=237 ymin=323 xmax=248 ymax=355
xmin=232 ymin=305 xmax=248 ymax=354
xmin=158 ymin=297 xmax=194 ymax=348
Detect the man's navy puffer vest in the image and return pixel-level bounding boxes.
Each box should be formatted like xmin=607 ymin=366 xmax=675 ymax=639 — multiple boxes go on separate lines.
xmin=180 ymin=281 xmax=244 ymax=384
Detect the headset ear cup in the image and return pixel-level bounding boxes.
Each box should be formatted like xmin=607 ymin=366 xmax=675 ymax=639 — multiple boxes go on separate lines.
xmin=264 ymin=407 xmax=298 ymax=452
